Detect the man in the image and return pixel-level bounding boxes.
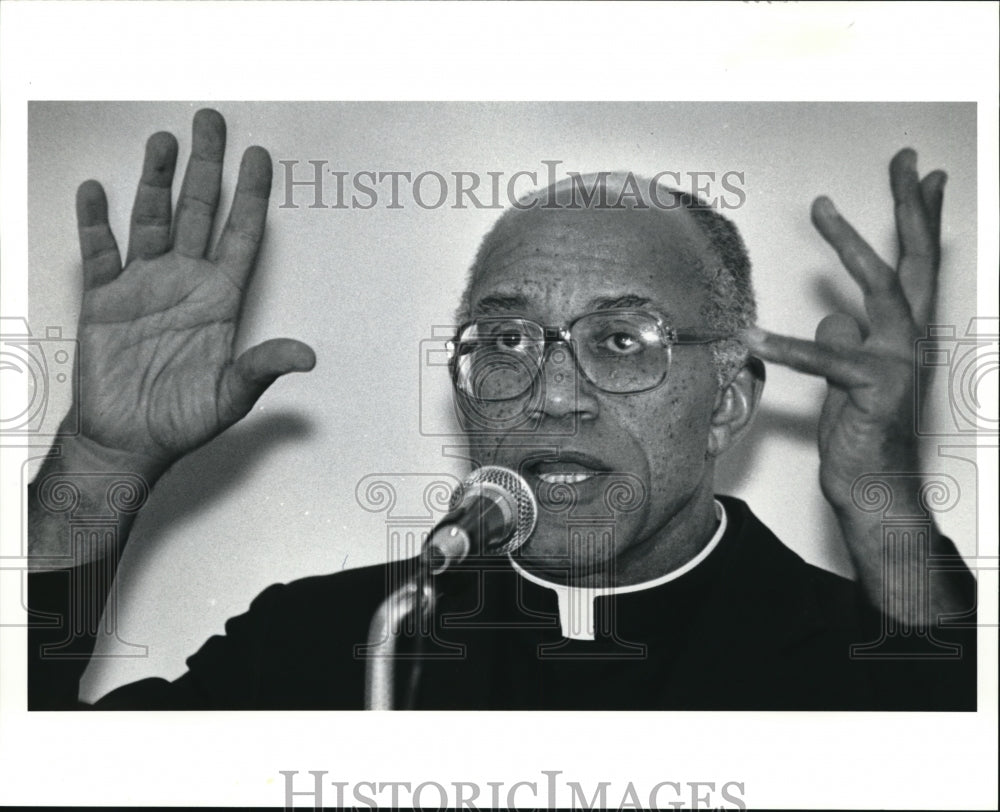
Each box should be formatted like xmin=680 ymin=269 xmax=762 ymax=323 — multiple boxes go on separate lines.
xmin=28 ymin=109 xmax=976 ymax=709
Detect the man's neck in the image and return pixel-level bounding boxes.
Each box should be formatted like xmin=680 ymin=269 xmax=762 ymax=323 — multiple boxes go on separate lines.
xmin=539 ymin=481 xmax=723 ymax=589
xmin=615 ymin=485 xmax=722 ymax=586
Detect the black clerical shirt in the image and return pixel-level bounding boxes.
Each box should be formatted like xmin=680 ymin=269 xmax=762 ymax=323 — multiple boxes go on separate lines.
xmin=28 ymin=497 xmax=976 ymax=711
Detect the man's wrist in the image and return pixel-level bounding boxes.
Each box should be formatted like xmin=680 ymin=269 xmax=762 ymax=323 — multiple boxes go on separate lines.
xmin=829 ymin=474 xmax=974 ymax=620
xmin=51 ymin=421 xmax=171 ymax=483
xmin=28 ymin=429 xmax=167 ymax=569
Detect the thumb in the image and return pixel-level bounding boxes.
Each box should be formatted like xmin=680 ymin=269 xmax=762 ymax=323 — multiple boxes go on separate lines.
xmin=219 ymin=338 xmax=316 ymax=425
xmin=815 ymin=312 xmax=864 ymax=351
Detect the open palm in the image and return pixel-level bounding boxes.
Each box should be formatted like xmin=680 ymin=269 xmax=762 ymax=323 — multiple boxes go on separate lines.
xmin=74 ymin=109 xmax=314 ymax=466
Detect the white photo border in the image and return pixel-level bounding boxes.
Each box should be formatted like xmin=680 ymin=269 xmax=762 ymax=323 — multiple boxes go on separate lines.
xmin=1 ymin=2 xmax=997 ymax=809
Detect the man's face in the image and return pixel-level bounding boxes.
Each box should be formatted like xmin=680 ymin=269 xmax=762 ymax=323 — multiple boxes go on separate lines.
xmin=462 ymin=204 xmax=725 ymax=586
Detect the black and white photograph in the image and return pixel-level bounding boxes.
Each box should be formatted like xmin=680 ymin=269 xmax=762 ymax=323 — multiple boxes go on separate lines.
xmin=1 ymin=2 xmax=997 ymax=810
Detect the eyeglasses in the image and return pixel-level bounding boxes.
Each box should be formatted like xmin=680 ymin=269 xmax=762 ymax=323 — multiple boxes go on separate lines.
xmin=449 ymin=309 xmax=731 ymax=401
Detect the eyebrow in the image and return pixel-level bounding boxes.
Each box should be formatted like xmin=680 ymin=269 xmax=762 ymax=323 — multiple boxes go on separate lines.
xmin=587 ymin=294 xmax=653 ymax=310
xmin=473 ymin=294 xmax=530 ymax=315
xmin=472 ymin=292 xmax=656 ymax=316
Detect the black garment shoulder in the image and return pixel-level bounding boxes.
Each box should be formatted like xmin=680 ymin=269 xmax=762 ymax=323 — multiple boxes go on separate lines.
xmin=27 ymin=496 xmax=976 ymax=710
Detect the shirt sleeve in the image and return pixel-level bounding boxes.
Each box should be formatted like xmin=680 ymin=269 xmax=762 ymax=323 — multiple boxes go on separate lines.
xmin=28 ymin=565 xmax=96 ymax=710
xmin=859 ymin=563 xmax=978 ymax=712
xmin=28 ymin=563 xmax=290 ymax=710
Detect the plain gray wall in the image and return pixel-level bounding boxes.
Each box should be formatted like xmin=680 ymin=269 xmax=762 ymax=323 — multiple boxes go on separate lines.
xmin=26 ymin=102 xmax=977 ymax=701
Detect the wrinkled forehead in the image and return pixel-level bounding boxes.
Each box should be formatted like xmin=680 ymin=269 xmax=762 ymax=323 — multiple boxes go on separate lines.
xmin=469 ymin=203 xmax=717 ymax=319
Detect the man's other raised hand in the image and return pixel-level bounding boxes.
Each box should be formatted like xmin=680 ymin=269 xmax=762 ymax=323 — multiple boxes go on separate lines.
xmin=742 ymin=149 xmax=943 ymax=514
xmin=741 ymin=149 xmax=971 ymax=618
xmin=73 ymin=108 xmax=315 ymax=476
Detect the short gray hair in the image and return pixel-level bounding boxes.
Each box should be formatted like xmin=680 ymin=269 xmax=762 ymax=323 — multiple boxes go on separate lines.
xmin=456 ymin=172 xmax=757 ymax=386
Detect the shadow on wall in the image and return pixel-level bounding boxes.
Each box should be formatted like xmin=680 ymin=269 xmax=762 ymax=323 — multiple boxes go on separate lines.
xmin=716 ymin=401 xmax=852 ymax=577
xmin=120 ymin=400 xmax=853 ymax=579
xmin=123 ymin=410 xmax=316 ymax=562
xmin=716 ymin=403 xmax=818 ymax=494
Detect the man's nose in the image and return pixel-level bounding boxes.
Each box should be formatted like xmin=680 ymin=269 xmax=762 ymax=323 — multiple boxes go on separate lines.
xmin=532 ymin=341 xmax=600 ymax=421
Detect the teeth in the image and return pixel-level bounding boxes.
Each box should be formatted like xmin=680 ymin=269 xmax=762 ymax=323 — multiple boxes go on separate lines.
xmin=538 ymin=472 xmax=594 ymax=485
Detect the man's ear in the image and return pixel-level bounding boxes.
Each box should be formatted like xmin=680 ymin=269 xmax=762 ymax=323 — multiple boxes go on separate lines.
xmin=707 ymin=356 xmax=765 ymax=458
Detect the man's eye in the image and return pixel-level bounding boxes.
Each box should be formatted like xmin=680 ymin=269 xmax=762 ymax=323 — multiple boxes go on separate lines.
xmin=597 ymin=332 xmax=643 ymax=354
xmin=498 ymin=331 xmax=524 ymax=348
xmin=479 ymin=325 xmax=528 ymax=348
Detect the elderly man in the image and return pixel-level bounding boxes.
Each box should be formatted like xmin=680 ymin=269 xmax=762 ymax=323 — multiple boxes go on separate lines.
xmin=28 ymin=109 xmax=975 ymax=710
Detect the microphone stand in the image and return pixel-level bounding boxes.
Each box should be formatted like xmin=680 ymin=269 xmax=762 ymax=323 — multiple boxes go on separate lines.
xmin=363 ymin=565 xmax=435 ymax=710
xmin=362 ymin=465 xmax=536 ymax=709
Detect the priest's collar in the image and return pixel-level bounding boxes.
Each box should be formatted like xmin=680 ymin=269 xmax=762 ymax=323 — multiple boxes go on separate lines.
xmin=508 ymin=499 xmax=728 ymax=640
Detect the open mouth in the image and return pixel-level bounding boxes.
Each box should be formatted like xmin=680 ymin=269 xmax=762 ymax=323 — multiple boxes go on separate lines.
xmin=538 ymin=472 xmax=593 ymax=485
xmin=521 ymin=451 xmax=612 ymax=487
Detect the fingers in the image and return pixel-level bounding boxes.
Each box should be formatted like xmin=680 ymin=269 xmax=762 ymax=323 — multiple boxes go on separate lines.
xmin=172 ymin=108 xmax=226 ymax=258
xmin=213 ymin=146 xmax=273 ymax=287
xmin=741 ymin=327 xmax=873 ymax=388
xmin=810 ymin=196 xmax=914 ymax=336
xmin=890 ymin=148 xmax=943 ymax=327
xmin=890 ymin=149 xmax=938 ymax=257
xmin=910 ymin=167 xmax=947 ymax=325
xmin=126 ymin=131 xmax=178 ymax=264
xmin=815 ymin=312 xmax=863 ymax=349
xmin=76 ymin=180 xmax=122 ymax=289
xmin=219 ymin=338 xmax=316 ymax=424
xmin=920 ymin=169 xmax=946 ymax=244
xmin=812 ymin=314 xmax=862 ymax=449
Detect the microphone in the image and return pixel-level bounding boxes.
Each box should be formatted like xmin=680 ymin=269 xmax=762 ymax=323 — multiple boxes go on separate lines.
xmin=423 ymin=466 xmax=537 ymax=575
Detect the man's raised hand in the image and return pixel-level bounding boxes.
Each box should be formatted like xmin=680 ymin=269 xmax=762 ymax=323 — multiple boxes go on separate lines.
xmin=738 ymin=149 xmax=973 ymax=616
xmin=73 ymin=109 xmax=315 ymax=474
xmin=742 ymin=148 xmax=943 ymax=516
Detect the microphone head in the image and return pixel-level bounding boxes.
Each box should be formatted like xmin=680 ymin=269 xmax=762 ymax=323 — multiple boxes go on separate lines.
xmin=449 ymin=465 xmax=537 ymax=554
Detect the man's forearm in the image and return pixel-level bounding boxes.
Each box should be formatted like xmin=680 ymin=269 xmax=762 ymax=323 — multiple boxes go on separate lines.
xmin=28 ymin=429 xmax=165 ymax=569
xmin=27 ymin=430 xmax=165 ymax=708
xmin=834 ymin=480 xmax=977 ymax=625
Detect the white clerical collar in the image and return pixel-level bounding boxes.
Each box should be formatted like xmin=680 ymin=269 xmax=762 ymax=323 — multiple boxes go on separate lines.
xmin=508 ymin=499 xmax=728 ymax=641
